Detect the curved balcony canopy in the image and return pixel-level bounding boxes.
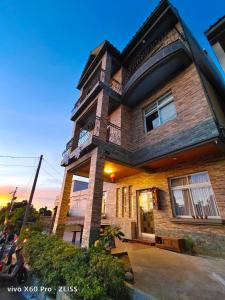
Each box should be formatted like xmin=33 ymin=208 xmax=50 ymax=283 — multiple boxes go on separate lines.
xmin=122 ymin=40 xmax=192 ymax=107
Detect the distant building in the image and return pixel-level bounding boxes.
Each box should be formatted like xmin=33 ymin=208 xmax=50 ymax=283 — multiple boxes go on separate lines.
xmin=205 ymin=15 xmax=225 ymax=72
xmin=73 ymin=179 xmax=88 ymax=192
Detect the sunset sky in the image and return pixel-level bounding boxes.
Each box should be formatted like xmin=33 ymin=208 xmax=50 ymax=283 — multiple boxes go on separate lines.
xmin=0 ymin=0 xmax=225 ymax=209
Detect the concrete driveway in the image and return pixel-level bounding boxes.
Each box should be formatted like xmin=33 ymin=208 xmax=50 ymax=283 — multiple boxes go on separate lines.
xmin=115 ymin=241 xmax=225 ymax=300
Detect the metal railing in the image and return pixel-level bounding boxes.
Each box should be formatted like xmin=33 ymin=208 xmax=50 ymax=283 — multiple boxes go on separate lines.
xmin=124 ymin=26 xmax=187 ymax=85
xmin=62 ymin=116 xmax=121 ymax=164
xmin=106 ymin=122 xmax=121 ymax=145
xmin=71 ymin=69 xmax=122 ymax=115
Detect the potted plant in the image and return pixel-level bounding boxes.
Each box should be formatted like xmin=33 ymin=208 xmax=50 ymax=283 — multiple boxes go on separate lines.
xmin=101 ymin=225 xmax=125 ymax=251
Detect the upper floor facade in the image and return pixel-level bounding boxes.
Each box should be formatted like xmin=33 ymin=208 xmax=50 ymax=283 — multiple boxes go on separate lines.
xmin=205 ymin=15 xmax=225 ymax=73
xmin=61 ymin=0 xmax=225 ymax=174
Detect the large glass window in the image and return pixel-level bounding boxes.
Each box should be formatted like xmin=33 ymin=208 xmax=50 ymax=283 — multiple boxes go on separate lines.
xmin=144 ymin=93 xmax=176 ymax=132
xmin=170 ymin=172 xmax=220 ymax=218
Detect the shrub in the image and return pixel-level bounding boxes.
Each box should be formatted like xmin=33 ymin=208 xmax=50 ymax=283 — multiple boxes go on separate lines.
xmin=22 ymin=232 xmax=129 ymax=299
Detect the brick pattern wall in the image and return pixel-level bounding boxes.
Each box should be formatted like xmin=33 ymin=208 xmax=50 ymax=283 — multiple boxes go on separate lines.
xmin=108 ymin=104 xmax=132 ymax=150
xmin=124 ymin=22 xmax=187 ymax=83
xmin=82 ymin=148 xmax=105 ymax=247
xmin=53 ymin=171 xmax=73 ymax=237
xmin=131 ymin=63 xmax=215 ymax=151
xmin=102 ymin=157 xmax=225 ymax=256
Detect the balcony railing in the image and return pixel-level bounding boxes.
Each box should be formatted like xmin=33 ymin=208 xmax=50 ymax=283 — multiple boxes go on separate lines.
xmin=106 ymin=122 xmax=121 ymax=145
xmin=71 ymin=69 xmax=122 ymax=116
xmin=61 ymin=117 xmax=121 ymax=164
xmin=124 ymin=27 xmax=187 ymax=85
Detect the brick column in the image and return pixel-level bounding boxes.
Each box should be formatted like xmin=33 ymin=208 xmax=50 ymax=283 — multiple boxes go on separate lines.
xmin=101 ymin=51 xmax=112 ymax=83
xmin=72 ymin=122 xmax=81 ymax=150
xmin=81 ymin=148 xmax=105 ymax=248
xmin=96 ymin=90 xmax=109 ymax=141
xmin=53 ymin=170 xmax=73 ymax=238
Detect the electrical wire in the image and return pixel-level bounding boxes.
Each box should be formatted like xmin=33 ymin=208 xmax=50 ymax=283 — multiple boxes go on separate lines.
xmin=0 ymin=164 xmax=36 ymax=167
xmin=41 ymin=166 xmax=62 ymax=183
xmin=0 ymin=155 xmax=39 ymax=159
xmin=43 ymin=158 xmax=63 ymax=177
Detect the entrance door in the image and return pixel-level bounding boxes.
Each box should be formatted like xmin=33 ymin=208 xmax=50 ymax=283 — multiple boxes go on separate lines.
xmin=138 ymin=190 xmax=155 ymax=237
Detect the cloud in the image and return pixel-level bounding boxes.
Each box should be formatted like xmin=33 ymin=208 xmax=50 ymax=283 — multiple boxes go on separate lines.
xmin=0 ymin=185 xmax=60 ymax=210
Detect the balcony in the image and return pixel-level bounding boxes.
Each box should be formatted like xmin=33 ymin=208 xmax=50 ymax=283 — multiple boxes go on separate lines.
xmin=61 ymin=116 xmax=121 ymax=166
xmin=123 ymin=35 xmax=192 ymax=106
xmin=71 ymin=68 xmax=122 ymax=121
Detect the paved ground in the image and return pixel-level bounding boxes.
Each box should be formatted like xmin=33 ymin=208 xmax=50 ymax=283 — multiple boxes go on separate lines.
xmin=0 ymin=288 xmax=25 ymax=300
xmin=114 ymin=240 xmax=225 ymax=300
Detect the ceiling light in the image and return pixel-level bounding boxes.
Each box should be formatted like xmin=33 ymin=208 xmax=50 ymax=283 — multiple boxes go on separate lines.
xmin=104 ymin=169 xmax=113 ymax=174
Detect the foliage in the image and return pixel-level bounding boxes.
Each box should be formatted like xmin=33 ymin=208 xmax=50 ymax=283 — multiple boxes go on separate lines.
xmin=0 ymin=201 xmax=41 ymax=234
xmin=22 ymin=231 xmax=129 ymax=299
xmin=100 ymin=225 xmax=125 ymax=249
xmin=185 ymin=236 xmax=196 ymax=255
xmin=39 ymin=206 xmax=52 ymax=216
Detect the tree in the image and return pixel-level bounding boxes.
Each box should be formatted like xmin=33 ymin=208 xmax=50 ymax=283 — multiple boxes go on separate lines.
xmin=0 ymin=201 xmax=40 ymax=234
xmin=39 ymin=206 xmax=52 ymax=216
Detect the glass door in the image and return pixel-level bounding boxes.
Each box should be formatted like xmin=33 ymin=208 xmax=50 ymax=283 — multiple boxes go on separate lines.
xmin=138 ymin=190 xmax=155 ymax=236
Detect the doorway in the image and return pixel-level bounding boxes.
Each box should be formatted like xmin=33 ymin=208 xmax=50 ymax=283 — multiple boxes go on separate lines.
xmin=137 ymin=189 xmax=155 ymax=238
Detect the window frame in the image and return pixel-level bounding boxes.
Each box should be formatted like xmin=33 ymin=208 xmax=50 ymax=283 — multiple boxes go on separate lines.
xmin=144 ymin=92 xmax=176 ymax=133
xmin=169 ymin=171 xmax=220 ymax=219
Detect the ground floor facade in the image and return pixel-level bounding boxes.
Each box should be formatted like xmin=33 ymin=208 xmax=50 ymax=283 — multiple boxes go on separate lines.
xmin=101 ymin=157 xmax=225 ymax=257
xmin=55 ymin=150 xmax=225 ymax=257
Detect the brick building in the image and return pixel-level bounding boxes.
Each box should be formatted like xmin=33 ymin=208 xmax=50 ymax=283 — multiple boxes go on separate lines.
xmin=205 ymin=15 xmax=225 ymax=73
xmin=53 ymin=0 xmax=225 ymax=256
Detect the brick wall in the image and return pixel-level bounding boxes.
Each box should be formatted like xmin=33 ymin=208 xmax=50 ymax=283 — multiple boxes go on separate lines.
xmin=102 ymin=157 xmax=225 ymax=256
xmin=131 ymin=63 xmax=215 ymax=151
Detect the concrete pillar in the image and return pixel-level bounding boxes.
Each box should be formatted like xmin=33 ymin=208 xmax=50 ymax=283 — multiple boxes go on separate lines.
xmin=81 ymin=148 xmax=105 ymax=248
xmin=53 ymin=170 xmax=73 ymax=238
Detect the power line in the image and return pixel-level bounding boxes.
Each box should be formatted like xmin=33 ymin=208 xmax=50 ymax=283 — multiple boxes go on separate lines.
xmin=43 ymin=158 xmax=63 ymax=177
xmin=0 ymin=155 xmax=39 ymax=159
xmin=0 ymin=164 xmax=36 ymax=167
xmin=41 ymin=166 xmax=62 ymax=183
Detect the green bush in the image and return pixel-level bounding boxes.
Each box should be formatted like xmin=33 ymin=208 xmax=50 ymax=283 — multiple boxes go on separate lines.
xmin=22 ymin=231 xmax=129 ymax=299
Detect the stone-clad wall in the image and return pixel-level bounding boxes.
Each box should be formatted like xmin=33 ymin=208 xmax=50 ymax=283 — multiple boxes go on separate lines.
xmin=130 ymin=63 xmax=216 ymax=152
xmin=107 ymin=63 xmax=218 ymax=162
xmin=102 ymin=157 xmax=225 ymax=257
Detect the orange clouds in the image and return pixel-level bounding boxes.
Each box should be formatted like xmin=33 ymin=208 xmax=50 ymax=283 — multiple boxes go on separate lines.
xmin=0 ymin=185 xmax=60 ymax=210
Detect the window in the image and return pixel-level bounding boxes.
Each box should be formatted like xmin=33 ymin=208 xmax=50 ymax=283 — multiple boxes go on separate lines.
xmin=128 ymin=186 xmax=133 ymax=218
xmin=101 ymin=191 xmax=107 ymax=215
xmin=144 ymin=93 xmax=176 ymax=132
xmin=116 ymin=188 xmax=120 ymax=217
xmin=122 ymin=187 xmax=127 ymax=218
xmin=72 ymin=199 xmax=80 ymax=209
xmin=170 ymin=172 xmax=220 ymax=218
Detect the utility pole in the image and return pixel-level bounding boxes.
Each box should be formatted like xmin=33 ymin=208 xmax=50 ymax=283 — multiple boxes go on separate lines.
xmin=21 ymin=155 xmax=43 ymax=230
xmin=9 ymin=187 xmax=18 ymax=214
